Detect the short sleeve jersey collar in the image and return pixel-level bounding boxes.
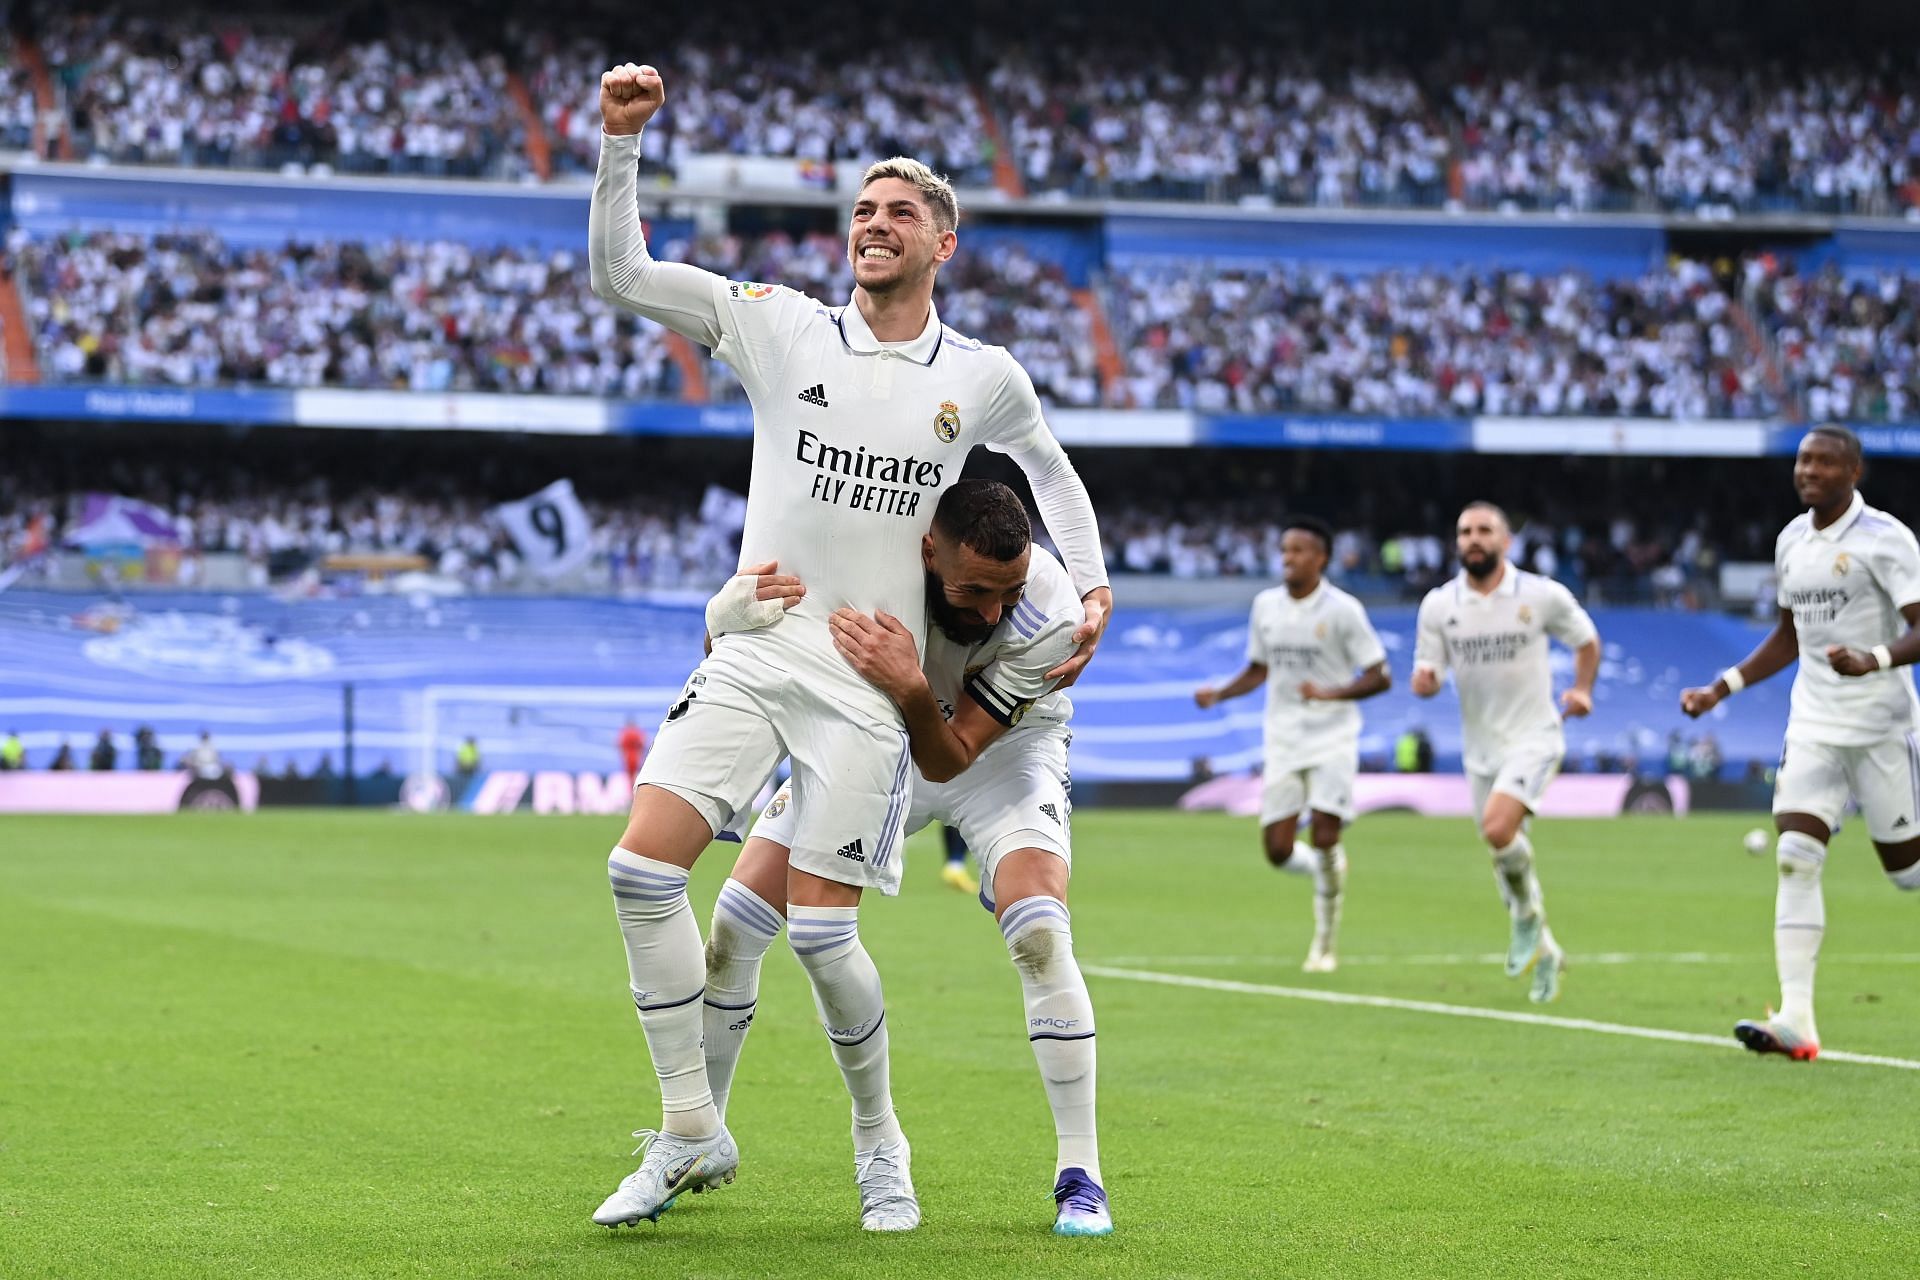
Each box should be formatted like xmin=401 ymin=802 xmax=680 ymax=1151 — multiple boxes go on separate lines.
xmin=837 ymin=294 xmax=944 ymax=365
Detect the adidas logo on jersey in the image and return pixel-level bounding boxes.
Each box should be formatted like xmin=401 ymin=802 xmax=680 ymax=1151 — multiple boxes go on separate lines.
xmin=836 ymin=838 xmax=866 ymax=862
xmin=1039 ymin=802 xmax=1060 ymax=825
xmin=797 ymin=383 xmax=830 ymax=408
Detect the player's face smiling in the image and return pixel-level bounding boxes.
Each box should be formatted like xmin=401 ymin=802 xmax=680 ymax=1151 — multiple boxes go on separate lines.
xmin=848 ymin=179 xmax=951 ymax=296
xmin=1456 ymin=511 xmax=1509 ymax=579
xmin=1794 ymin=436 xmax=1859 ymax=514
xmin=925 ymin=542 xmax=1032 ymax=644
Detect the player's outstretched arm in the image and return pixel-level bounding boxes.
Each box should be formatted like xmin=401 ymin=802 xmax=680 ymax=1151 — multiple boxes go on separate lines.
xmin=1827 ymin=601 xmax=1920 ymax=677
xmin=829 ymin=609 xmax=1002 ymax=781
xmin=589 ymin=62 xmax=731 ymax=345
xmin=1681 ymin=607 xmax=1799 ymax=717
xmin=1197 ymin=662 xmax=1269 ymax=709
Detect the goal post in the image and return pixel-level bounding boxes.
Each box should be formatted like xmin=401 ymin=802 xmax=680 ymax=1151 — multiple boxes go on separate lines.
xmin=416 ymin=683 xmax=682 ymax=783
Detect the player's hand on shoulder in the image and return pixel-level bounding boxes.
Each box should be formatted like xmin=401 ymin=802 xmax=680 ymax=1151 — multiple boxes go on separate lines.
xmin=600 ymin=62 xmax=665 ymax=135
xmin=1826 ymin=644 xmax=1877 ymax=677
xmin=1047 ymin=586 xmax=1112 ymax=689
xmin=1678 ymin=684 xmax=1720 ymax=718
xmin=1559 ymin=687 xmax=1593 ymax=718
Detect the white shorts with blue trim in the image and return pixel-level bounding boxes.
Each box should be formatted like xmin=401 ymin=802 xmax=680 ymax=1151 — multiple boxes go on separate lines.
xmin=1773 ymin=731 xmax=1920 ymax=844
xmin=750 ymin=727 xmax=1071 ymax=904
xmin=638 ymin=656 xmax=913 ymax=895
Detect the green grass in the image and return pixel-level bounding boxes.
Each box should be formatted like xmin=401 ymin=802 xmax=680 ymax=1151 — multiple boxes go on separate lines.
xmin=2 ymin=810 xmax=1917 ymax=1279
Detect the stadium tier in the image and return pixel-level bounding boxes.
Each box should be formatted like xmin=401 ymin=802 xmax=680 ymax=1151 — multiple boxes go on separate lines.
xmin=19 ymin=6 xmax=1920 ymax=215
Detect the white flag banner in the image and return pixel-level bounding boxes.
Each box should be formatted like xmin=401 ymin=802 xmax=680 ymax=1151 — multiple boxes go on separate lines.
xmin=699 ymin=484 xmax=749 ymax=533
xmin=495 ymin=479 xmax=594 ymax=580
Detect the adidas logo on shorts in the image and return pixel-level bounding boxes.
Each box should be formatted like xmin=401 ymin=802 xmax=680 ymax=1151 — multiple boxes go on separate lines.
xmin=1039 ymin=802 xmax=1060 ymax=825
xmin=797 ymin=383 xmax=830 ymax=408
xmin=835 ymin=838 xmax=866 ymax=863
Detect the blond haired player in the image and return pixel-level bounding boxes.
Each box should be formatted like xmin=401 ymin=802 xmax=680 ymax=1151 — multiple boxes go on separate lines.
xmin=587 ymin=63 xmax=1112 ymax=1229
xmin=1682 ymin=426 xmax=1920 ymax=1062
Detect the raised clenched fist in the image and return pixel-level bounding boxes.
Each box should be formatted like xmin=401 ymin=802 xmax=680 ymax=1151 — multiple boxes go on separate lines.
xmin=600 ymin=63 xmax=665 ymax=136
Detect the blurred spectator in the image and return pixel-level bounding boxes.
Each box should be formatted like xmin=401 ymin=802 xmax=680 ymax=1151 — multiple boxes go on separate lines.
xmin=50 ymin=740 xmax=76 ymax=770
xmin=90 ymin=729 xmax=117 ymax=771
xmin=185 ymin=730 xmax=224 ymax=779
xmin=134 ymin=725 xmax=164 ymax=770
xmin=0 ymin=729 xmax=23 ymax=770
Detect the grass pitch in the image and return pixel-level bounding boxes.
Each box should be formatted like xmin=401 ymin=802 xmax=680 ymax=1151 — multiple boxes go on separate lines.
xmin=2 ymin=809 xmax=1917 ymax=1279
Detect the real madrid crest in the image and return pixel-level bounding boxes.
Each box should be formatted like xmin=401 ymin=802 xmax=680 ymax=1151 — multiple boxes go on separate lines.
xmin=1313 ymin=622 xmax=1329 ymax=640
xmin=934 ymin=400 xmax=961 ymax=443
xmin=1833 ymin=552 xmax=1851 ymax=577
xmin=1518 ymin=604 xmax=1534 ymax=624
xmin=766 ymin=790 xmax=788 ymax=818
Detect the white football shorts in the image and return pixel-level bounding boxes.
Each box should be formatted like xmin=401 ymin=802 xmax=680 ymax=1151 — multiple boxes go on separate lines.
xmin=751 ymin=727 xmax=1073 ymax=906
xmin=1773 ymin=732 xmax=1920 ymax=844
xmin=638 ymin=655 xmax=912 ymax=895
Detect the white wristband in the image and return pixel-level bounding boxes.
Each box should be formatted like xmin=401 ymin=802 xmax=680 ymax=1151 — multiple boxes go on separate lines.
xmin=1719 ymin=667 xmax=1745 ymax=695
xmin=1872 ymin=644 xmax=1894 ymax=671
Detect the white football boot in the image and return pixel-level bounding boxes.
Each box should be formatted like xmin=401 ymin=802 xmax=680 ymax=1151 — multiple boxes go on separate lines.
xmin=854 ymin=1132 xmax=920 ymax=1231
xmin=592 ymin=1126 xmax=738 ymax=1227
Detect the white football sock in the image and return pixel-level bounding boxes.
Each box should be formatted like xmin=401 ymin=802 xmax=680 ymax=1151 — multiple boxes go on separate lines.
xmin=1312 ymin=843 xmax=1346 ymax=942
xmin=1774 ymin=832 xmax=1826 ymax=1039
xmin=704 ymin=878 xmax=784 ymax=1124
xmin=1491 ymin=834 xmax=1543 ymax=921
xmin=1000 ymin=895 xmax=1101 ymax=1185
xmin=1277 ymin=841 xmax=1318 ymax=883
xmin=788 ymin=905 xmax=901 ymax=1150
xmin=608 ymin=847 xmax=717 ymax=1137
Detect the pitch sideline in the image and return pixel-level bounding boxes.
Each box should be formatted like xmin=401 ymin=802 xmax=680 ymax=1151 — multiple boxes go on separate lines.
xmin=1081 ymin=963 xmax=1920 ymax=1072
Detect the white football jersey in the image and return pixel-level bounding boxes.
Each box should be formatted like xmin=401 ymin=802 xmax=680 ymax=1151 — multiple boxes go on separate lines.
xmin=592 ymin=132 xmax=1105 ymax=719
xmin=1414 ymin=564 xmax=1597 ymax=775
xmin=1774 ymin=491 xmax=1920 ymax=747
xmin=1244 ymin=580 xmax=1386 ymax=763
xmin=924 ymin=546 xmax=1082 ymax=738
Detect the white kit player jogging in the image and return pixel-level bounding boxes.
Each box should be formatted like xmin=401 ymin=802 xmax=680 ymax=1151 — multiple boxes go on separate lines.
xmin=1414 ymin=564 xmax=1597 ymax=805
xmin=1247 ymin=580 xmax=1387 ymax=826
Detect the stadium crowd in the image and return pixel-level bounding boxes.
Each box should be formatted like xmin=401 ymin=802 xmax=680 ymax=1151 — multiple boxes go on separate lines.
xmin=25 ymin=7 xmax=1920 ymax=216
xmin=18 ymin=220 xmax=1920 ymax=423
xmin=4 ymin=435 xmax=1816 ymax=605
xmin=14 ymin=226 xmax=1097 ymax=405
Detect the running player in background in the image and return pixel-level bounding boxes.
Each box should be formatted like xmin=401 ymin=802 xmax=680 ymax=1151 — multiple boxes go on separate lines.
xmin=1411 ymin=502 xmax=1599 ymax=1003
xmin=1681 ymin=426 xmax=1920 ymax=1061
xmin=588 ymin=63 xmax=1112 ymax=1230
xmin=702 ymin=480 xmax=1112 ymax=1236
xmin=1194 ymin=516 xmax=1389 ymax=971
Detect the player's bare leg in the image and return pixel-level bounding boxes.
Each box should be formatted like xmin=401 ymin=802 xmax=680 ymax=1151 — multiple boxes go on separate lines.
xmin=991 ymin=849 xmax=1110 ymax=1237
xmin=1737 ymin=812 xmax=1832 ymax=1060
xmin=597 ymin=784 xmax=739 ymax=1227
xmin=1480 ymin=792 xmax=1562 ymax=1001
xmin=1302 ymin=809 xmax=1348 ymax=973
xmin=788 ymin=864 xmax=916 ymax=1230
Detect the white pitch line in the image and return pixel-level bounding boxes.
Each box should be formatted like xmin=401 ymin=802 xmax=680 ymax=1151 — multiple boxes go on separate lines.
xmin=1097 ymin=952 xmax=1920 ymax=968
xmin=1080 ymin=964 xmax=1920 ymax=1072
